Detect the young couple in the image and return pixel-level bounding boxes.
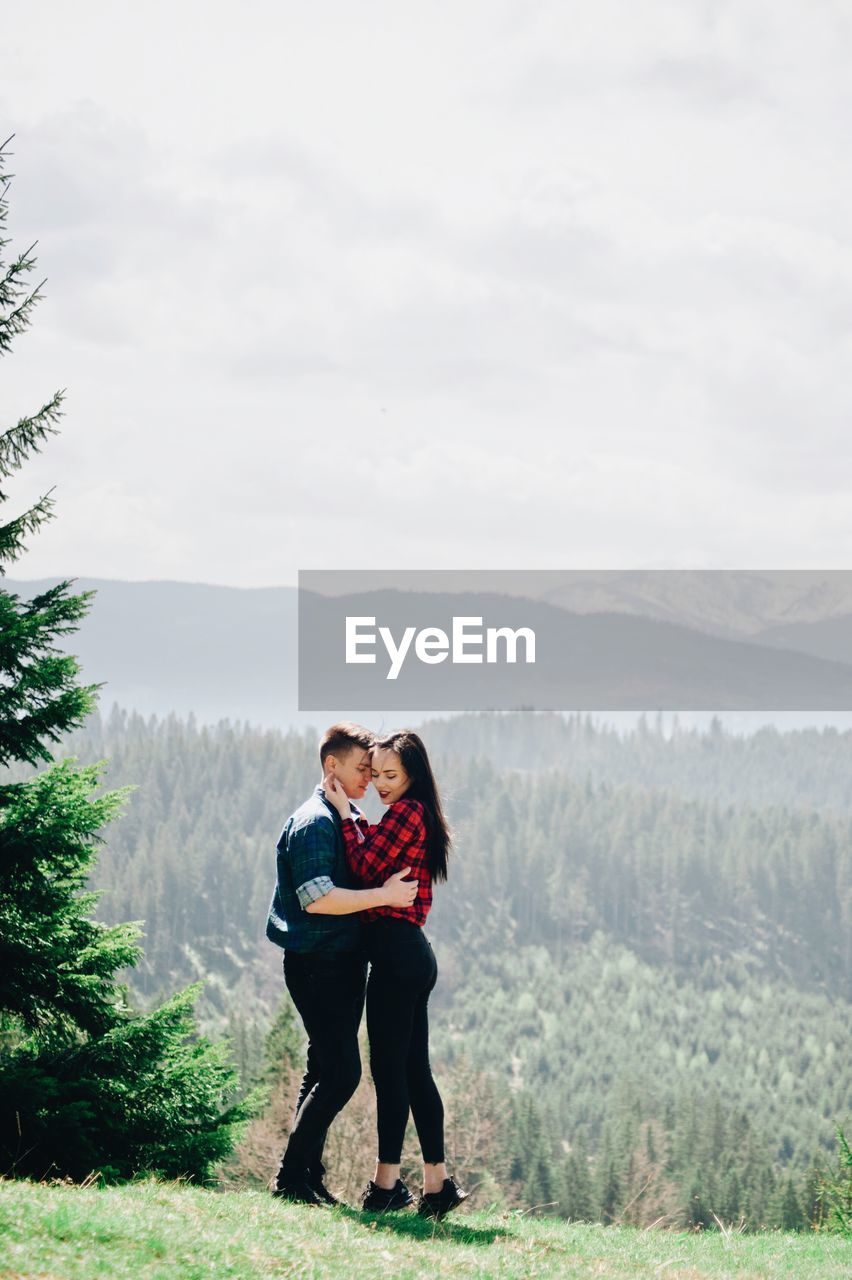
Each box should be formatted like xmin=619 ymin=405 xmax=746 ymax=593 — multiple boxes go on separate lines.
xmin=265 ymin=721 xmax=468 ymax=1220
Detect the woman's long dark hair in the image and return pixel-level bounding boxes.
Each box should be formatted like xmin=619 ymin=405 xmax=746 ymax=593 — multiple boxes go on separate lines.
xmin=375 ymin=729 xmax=451 ymax=883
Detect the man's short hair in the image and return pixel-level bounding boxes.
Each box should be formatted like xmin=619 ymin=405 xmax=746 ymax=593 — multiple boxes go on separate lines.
xmin=319 ymin=722 xmax=375 ymax=768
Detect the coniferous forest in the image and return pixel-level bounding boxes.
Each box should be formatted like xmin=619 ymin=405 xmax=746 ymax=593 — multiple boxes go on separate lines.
xmin=18 ymin=703 xmax=851 ymax=1230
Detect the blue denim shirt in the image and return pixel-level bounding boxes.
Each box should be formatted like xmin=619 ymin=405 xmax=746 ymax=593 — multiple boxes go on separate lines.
xmin=265 ymin=785 xmax=365 ymax=953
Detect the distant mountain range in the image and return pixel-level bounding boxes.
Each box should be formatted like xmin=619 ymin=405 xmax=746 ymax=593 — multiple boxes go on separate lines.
xmin=529 ymin=569 xmax=852 ymax=638
xmin=6 ymin=577 xmax=299 ymax=727
xmin=7 ymin=572 xmax=852 ymax=727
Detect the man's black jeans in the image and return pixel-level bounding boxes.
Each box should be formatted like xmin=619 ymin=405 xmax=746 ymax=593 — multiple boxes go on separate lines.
xmin=276 ymin=946 xmax=367 ymax=1187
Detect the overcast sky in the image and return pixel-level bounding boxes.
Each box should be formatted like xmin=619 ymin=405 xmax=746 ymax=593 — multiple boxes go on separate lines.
xmin=3 ymin=0 xmax=852 ymax=587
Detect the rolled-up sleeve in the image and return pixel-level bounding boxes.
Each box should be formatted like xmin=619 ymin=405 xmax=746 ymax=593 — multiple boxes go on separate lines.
xmin=288 ymin=816 xmax=337 ymax=911
xmin=296 ymin=875 xmax=335 ymax=909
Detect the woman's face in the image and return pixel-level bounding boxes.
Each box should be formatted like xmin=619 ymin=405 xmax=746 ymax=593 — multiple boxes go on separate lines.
xmin=371 ymin=748 xmax=411 ymax=805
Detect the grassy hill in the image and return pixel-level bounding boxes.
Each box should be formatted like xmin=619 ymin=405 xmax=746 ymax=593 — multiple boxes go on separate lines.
xmin=2 ymin=1180 xmax=851 ymax=1280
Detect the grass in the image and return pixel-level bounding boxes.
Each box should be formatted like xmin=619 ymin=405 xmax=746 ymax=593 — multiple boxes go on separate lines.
xmin=1 ymin=1180 xmax=851 ymax=1280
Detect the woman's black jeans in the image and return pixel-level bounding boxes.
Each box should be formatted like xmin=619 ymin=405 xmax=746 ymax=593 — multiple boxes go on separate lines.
xmin=365 ymin=918 xmax=445 ymax=1165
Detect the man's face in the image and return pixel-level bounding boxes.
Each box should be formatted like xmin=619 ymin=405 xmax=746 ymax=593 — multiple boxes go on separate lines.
xmin=326 ymin=745 xmax=372 ymax=800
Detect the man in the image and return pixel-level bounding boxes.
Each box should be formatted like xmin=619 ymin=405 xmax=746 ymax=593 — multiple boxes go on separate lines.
xmin=266 ymin=721 xmax=417 ymax=1206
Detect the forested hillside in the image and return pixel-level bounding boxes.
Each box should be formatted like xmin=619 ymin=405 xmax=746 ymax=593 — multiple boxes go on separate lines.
xmin=18 ymin=706 xmax=852 ymax=1227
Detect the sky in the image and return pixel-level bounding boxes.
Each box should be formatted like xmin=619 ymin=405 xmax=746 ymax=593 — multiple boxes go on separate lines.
xmin=3 ymin=0 xmax=852 ymax=587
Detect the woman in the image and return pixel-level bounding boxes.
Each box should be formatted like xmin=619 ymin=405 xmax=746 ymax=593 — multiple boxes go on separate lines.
xmin=325 ymin=729 xmax=468 ymax=1220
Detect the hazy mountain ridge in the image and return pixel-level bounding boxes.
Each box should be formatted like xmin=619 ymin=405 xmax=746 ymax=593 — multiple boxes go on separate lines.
xmin=8 ymin=576 xmax=852 ymax=726
xmin=533 ymin=570 xmax=852 ymax=637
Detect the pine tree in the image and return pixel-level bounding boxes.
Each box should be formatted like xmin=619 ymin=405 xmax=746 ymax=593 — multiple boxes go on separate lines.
xmin=720 ymin=1168 xmax=743 ymax=1226
xmin=800 ymin=1151 xmax=827 ymax=1230
xmin=770 ymin=1174 xmax=804 ymax=1232
xmin=225 ymin=1009 xmax=270 ymax=1097
xmin=261 ymin=996 xmax=303 ymax=1082
xmin=561 ymin=1131 xmax=595 ymax=1221
xmin=594 ymin=1127 xmax=623 ymax=1225
xmin=684 ymin=1172 xmax=713 ymax=1230
xmin=0 ymin=131 xmax=129 ymax=1036
xmin=0 ymin=135 xmax=256 ymax=1183
xmin=507 ymin=1093 xmax=559 ymax=1213
xmin=598 ymin=1154 xmax=621 ymax=1225
xmin=817 ymin=1126 xmax=852 ymax=1234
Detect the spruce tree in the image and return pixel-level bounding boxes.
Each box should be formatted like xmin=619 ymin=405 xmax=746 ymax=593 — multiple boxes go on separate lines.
xmin=769 ymin=1175 xmax=804 ymax=1232
xmin=561 ymin=1131 xmax=594 ymax=1221
xmin=800 ymin=1151 xmax=827 ymax=1229
xmin=595 ymin=1128 xmax=622 ymax=1225
xmin=0 ymin=134 xmax=255 ymax=1182
xmin=507 ymin=1093 xmax=559 ymax=1213
xmin=598 ymin=1154 xmax=621 ymax=1225
xmin=261 ymin=996 xmax=303 ymax=1082
xmin=817 ymin=1126 xmax=852 ymax=1234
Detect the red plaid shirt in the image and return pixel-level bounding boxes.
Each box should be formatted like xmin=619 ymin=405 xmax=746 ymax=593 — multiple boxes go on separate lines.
xmin=341 ymin=798 xmax=432 ymax=926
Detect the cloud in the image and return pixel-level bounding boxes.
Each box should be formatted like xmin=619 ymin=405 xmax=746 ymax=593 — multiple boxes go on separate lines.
xmin=2 ymin=0 xmax=852 ymax=585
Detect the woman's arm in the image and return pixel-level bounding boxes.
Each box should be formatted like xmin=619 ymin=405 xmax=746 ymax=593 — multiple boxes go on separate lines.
xmin=322 ymin=774 xmax=425 ymax=882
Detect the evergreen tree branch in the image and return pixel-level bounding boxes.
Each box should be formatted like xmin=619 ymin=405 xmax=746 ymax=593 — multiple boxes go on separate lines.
xmin=0 ymin=581 xmax=101 ymax=766
xmin=0 ymin=242 xmax=41 ymax=308
xmin=0 ymin=266 xmax=45 ymax=354
xmin=0 ymin=490 xmax=58 ymax=568
xmin=0 ymin=392 xmax=65 ymax=479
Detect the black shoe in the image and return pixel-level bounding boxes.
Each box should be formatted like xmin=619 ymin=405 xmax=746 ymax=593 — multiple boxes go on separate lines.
xmin=361 ymin=1178 xmax=415 ymax=1212
xmin=309 ymin=1179 xmax=341 ymax=1207
xmin=272 ymin=1178 xmax=325 ymax=1207
xmin=417 ymin=1177 xmax=469 ymax=1221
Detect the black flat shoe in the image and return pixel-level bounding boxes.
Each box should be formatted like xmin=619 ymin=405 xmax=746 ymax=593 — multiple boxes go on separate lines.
xmin=361 ymin=1178 xmax=415 ymax=1212
xmin=272 ymin=1179 xmax=325 ymax=1207
xmin=417 ymin=1177 xmax=469 ymax=1220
